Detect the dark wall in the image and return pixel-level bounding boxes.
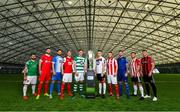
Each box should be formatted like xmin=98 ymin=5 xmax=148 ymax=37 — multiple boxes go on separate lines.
xmin=156 ymin=62 xmax=180 ymax=74
xmin=0 ymin=62 xmax=24 ymax=74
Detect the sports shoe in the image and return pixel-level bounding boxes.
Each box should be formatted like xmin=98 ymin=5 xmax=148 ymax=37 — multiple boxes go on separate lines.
xmin=139 ymin=97 xmax=144 ymax=100
xmin=80 ymin=94 xmax=85 ymax=98
xmin=33 ymin=93 xmax=37 ymax=96
xmin=144 ymin=95 xmax=151 ymax=98
xmin=102 ymin=94 xmax=105 ymax=98
xmin=116 ymin=96 xmax=120 ymax=100
xmin=44 ymin=93 xmax=49 ymax=97
xmin=60 ymin=95 xmax=64 ymax=100
xmin=36 ymin=95 xmax=40 ymax=100
xmin=49 ymin=95 xmax=53 ymax=99
xmin=68 ymin=92 xmax=73 ymax=96
xmin=152 ymin=97 xmax=158 ymax=101
xmin=23 ymin=96 xmax=29 ymax=100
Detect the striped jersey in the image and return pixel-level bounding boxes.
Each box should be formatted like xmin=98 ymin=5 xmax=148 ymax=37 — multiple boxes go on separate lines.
xmin=107 ymin=58 xmax=118 ymax=75
xmin=75 ymin=56 xmax=86 ymax=73
xmin=129 ymin=58 xmax=141 ymax=77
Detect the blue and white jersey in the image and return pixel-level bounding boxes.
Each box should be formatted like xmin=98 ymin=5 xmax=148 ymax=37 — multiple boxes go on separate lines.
xmin=52 ymin=55 xmax=63 ymax=73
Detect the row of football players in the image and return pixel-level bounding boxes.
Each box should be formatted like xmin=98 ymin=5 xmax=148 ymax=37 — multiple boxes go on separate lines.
xmin=22 ymin=48 xmax=157 ymax=101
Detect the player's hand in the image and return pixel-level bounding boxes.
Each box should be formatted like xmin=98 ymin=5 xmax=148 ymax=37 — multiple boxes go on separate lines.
xmin=53 ymin=71 xmax=56 ymax=75
xmin=125 ymin=72 xmax=128 ymax=77
xmin=75 ymin=72 xmax=78 ymax=76
xmin=39 ymin=70 xmax=42 ymax=75
xmin=148 ymin=71 xmax=152 ymax=77
xmin=24 ymin=76 xmax=27 ymax=80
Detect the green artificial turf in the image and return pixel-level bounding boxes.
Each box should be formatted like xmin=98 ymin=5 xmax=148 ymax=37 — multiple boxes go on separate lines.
xmin=0 ymin=74 xmax=180 ymax=111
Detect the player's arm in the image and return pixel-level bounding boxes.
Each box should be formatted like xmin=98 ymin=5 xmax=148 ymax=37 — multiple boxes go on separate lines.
xmin=84 ymin=58 xmax=87 ymax=73
xmin=137 ymin=60 xmax=141 ymax=77
xmin=93 ymin=59 xmax=97 ymax=75
xmin=23 ymin=65 xmax=28 ymax=80
xmin=115 ymin=60 xmax=118 ymax=76
xmin=125 ymin=58 xmax=128 ymax=77
xmin=149 ymin=58 xmax=155 ymax=76
xmin=39 ymin=59 xmax=42 ymax=75
xmin=52 ymin=62 xmax=55 ymax=75
xmin=102 ymin=59 xmax=106 ymax=76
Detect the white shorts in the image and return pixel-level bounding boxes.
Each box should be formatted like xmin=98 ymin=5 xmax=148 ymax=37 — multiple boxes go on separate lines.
xmin=62 ymin=73 xmax=72 ymax=83
xmin=75 ymin=72 xmax=84 ymax=82
xmin=107 ymin=75 xmax=118 ymax=84
xmin=23 ymin=76 xmax=37 ymax=85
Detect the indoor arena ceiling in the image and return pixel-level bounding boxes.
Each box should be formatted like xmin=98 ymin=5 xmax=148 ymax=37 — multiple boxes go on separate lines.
xmin=0 ymin=0 xmax=179 ymax=64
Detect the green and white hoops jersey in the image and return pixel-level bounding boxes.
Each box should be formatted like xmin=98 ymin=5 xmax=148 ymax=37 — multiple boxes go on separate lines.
xmin=75 ymin=56 xmax=86 ymax=73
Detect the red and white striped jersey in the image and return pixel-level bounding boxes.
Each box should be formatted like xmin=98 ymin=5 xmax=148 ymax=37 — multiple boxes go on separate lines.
xmin=129 ymin=58 xmax=141 ymax=77
xmin=107 ymin=58 xmax=118 ymax=75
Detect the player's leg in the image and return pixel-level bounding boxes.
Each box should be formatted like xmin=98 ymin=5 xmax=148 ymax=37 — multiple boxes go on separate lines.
xmin=67 ymin=73 xmax=73 ymax=96
xmin=112 ymin=75 xmax=119 ymax=99
xmin=107 ymin=75 xmax=113 ymax=96
xmin=49 ymin=80 xmax=55 ymax=99
xmin=124 ymin=76 xmax=130 ymax=99
xmin=149 ymin=76 xmax=157 ymax=101
xmin=44 ymin=73 xmax=50 ymax=96
xmin=143 ymin=76 xmax=151 ymax=98
xmin=23 ymin=76 xmax=30 ymax=100
xmin=117 ymin=74 xmax=123 ymax=96
xmin=96 ymin=74 xmax=101 ymax=97
xmin=56 ymin=73 xmax=62 ymax=96
xmin=60 ymin=74 xmax=67 ymax=99
xmin=132 ymin=77 xmax=138 ymax=96
xmin=137 ymin=77 xmax=144 ymax=100
xmin=31 ymin=76 xmax=37 ymax=96
xmin=101 ymin=77 xmax=106 ymax=98
xmin=79 ymin=73 xmax=85 ymax=97
xmin=73 ymin=73 xmax=79 ymax=98
xmin=36 ymin=74 xmax=46 ymax=100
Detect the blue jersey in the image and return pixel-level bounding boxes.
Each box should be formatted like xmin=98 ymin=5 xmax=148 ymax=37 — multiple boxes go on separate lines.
xmin=52 ymin=55 xmax=63 ymax=73
xmin=117 ymin=56 xmax=128 ymax=72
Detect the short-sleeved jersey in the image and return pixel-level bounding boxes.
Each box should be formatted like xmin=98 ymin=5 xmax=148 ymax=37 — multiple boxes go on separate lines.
xmin=63 ymin=57 xmax=73 ymax=73
xmin=75 ymin=56 xmax=86 ymax=73
xmin=94 ymin=56 xmax=106 ymax=74
xmin=141 ymin=56 xmax=154 ymax=75
xmin=52 ymin=55 xmax=63 ymax=73
xmin=107 ymin=58 xmax=118 ymax=75
xmin=117 ymin=56 xmax=128 ymax=72
xmin=40 ymin=54 xmax=52 ymax=72
xmin=25 ymin=60 xmax=38 ymax=76
xmin=129 ymin=58 xmax=141 ymax=77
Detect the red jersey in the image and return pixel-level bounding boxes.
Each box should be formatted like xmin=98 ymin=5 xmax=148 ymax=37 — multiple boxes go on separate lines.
xmin=129 ymin=58 xmax=141 ymax=77
xmin=141 ymin=56 xmax=154 ymax=75
xmin=63 ymin=56 xmax=73 ymax=73
xmin=40 ymin=54 xmax=52 ymax=73
xmin=107 ymin=58 xmax=117 ymax=75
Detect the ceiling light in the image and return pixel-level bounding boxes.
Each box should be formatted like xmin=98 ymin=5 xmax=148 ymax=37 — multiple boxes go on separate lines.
xmin=8 ymin=42 xmax=13 ymax=45
xmin=67 ymin=1 xmax=72 ymax=5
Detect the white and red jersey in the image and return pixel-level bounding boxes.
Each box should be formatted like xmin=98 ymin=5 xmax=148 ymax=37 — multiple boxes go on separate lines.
xmin=63 ymin=56 xmax=74 ymax=73
xmin=94 ymin=56 xmax=106 ymax=74
xmin=107 ymin=58 xmax=118 ymax=75
xmin=129 ymin=58 xmax=141 ymax=77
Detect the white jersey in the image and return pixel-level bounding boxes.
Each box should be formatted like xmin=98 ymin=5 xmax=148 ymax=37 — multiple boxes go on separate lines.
xmin=52 ymin=55 xmax=63 ymax=73
xmin=94 ymin=56 xmax=106 ymax=74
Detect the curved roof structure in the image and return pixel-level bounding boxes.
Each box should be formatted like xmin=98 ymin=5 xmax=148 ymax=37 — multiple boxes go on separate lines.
xmin=0 ymin=0 xmax=179 ymax=64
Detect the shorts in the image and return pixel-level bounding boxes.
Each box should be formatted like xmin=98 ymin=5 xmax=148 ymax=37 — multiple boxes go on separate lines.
xmin=96 ymin=74 xmax=105 ymax=81
xmin=131 ymin=76 xmax=142 ymax=83
xmin=39 ymin=72 xmax=51 ymax=82
xmin=74 ymin=72 xmax=84 ymax=82
xmin=117 ymin=71 xmax=128 ymax=82
xmin=51 ymin=72 xmax=62 ymax=81
xmin=62 ymin=73 xmax=72 ymax=83
xmin=107 ymin=75 xmax=118 ymax=84
xmin=24 ymin=76 xmax=37 ymax=85
xmin=143 ymin=75 xmax=155 ymax=83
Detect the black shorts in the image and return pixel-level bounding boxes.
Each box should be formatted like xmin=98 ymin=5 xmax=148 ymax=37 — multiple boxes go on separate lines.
xmin=97 ymin=74 xmax=105 ymax=81
xmin=131 ymin=77 xmax=142 ymax=83
xmin=143 ymin=75 xmax=155 ymax=83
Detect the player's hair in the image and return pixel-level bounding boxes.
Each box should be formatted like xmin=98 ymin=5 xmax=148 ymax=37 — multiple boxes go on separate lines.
xmin=97 ymin=50 xmax=102 ymax=52
xmin=131 ymin=52 xmax=136 ymax=54
xmin=46 ymin=47 xmax=51 ymax=50
xmin=142 ymin=50 xmax=147 ymax=52
xmin=119 ymin=50 xmax=124 ymax=52
xmin=57 ymin=49 xmax=62 ymax=52
xmin=31 ymin=53 xmax=36 ymax=56
xmin=78 ymin=49 xmax=83 ymax=52
xmin=108 ymin=51 xmax=113 ymax=53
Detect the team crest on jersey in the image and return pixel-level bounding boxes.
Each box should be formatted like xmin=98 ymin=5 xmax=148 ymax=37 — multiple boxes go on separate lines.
xmin=68 ymin=62 xmax=72 ymax=65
